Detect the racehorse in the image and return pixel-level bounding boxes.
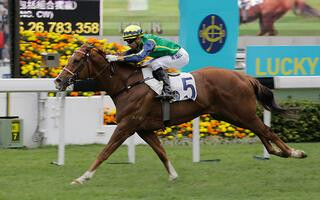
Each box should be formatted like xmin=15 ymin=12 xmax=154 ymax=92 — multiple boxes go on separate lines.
xmin=54 ymin=43 xmax=307 ymax=185
xmin=240 ymin=0 xmax=320 ymax=35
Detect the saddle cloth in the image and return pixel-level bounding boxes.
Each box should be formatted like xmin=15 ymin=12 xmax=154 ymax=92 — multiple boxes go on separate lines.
xmin=142 ymin=68 xmax=197 ymax=102
xmin=238 ymin=0 xmax=263 ymax=10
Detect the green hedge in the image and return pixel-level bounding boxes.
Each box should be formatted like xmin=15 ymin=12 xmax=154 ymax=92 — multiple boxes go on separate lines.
xmin=258 ymin=100 xmax=320 ymax=143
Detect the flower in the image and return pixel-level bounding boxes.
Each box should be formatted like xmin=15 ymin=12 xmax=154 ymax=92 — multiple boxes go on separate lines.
xmin=20 ymin=31 xmax=126 ymax=79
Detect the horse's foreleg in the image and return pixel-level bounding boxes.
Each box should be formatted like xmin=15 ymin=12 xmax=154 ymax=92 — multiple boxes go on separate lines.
xmin=138 ymin=131 xmax=178 ymax=181
xmin=71 ymin=122 xmax=134 ymax=185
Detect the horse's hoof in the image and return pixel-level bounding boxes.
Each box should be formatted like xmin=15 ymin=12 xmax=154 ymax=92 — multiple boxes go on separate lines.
xmin=169 ymin=175 xmax=178 ymax=181
xmin=291 ymin=149 xmax=307 ymax=159
xmin=70 ymin=179 xmax=83 ymax=185
xmin=299 ymin=150 xmax=308 ymax=158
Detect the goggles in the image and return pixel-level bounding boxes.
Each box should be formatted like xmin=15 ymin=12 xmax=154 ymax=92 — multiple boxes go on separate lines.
xmin=125 ymin=38 xmax=136 ymax=45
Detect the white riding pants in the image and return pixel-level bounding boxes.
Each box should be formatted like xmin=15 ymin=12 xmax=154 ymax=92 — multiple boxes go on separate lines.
xmin=146 ymin=48 xmax=189 ymax=70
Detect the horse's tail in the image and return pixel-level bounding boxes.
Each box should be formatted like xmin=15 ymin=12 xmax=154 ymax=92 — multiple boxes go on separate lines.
xmin=249 ymin=78 xmax=286 ymax=113
xmin=293 ymin=0 xmax=320 ymax=17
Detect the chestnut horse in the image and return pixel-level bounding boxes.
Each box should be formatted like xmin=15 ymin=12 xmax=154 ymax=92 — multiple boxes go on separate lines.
xmin=240 ymin=0 xmax=320 ymax=35
xmin=54 ymin=44 xmax=307 ymax=185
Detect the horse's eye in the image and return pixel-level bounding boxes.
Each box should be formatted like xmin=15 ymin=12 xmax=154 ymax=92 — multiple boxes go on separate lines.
xmin=73 ymin=59 xmax=80 ymax=63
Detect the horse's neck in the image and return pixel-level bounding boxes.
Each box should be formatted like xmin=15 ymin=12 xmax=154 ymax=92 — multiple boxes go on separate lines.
xmin=95 ymin=62 xmax=140 ymax=98
xmin=113 ymin=62 xmax=140 ymax=82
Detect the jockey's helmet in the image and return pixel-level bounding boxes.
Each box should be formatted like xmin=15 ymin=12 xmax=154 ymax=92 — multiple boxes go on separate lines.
xmin=122 ymin=25 xmax=144 ymax=40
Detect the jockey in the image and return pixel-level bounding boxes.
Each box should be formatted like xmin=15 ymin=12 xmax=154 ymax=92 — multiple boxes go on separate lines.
xmin=105 ymin=25 xmax=190 ymax=100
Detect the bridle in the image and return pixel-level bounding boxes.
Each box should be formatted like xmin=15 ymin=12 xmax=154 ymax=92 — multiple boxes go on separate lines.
xmin=60 ymin=45 xmax=114 ymax=87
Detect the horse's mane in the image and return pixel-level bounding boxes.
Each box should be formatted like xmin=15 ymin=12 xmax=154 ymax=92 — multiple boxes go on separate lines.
xmin=86 ymin=43 xmax=106 ymax=56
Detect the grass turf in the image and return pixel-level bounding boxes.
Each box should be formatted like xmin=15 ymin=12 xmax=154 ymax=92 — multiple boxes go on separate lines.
xmin=103 ymin=0 xmax=179 ymax=36
xmin=0 ymin=143 xmax=319 ymax=200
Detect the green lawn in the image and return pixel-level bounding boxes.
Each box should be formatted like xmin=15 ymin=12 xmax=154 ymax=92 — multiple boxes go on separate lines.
xmin=103 ymin=0 xmax=179 ymax=35
xmin=0 ymin=143 xmax=319 ymax=200
xmin=103 ymin=0 xmax=320 ymax=36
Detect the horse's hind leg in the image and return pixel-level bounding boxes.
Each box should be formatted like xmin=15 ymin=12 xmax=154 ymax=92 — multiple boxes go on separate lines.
xmin=245 ymin=116 xmax=307 ymax=158
xmin=214 ymin=113 xmax=281 ymax=157
xmin=213 ymin=110 xmax=306 ymax=158
xmin=137 ymin=131 xmax=178 ymax=181
xmin=258 ymin=17 xmax=269 ymax=36
xmin=255 ymin=133 xmax=279 ymax=156
xmin=258 ymin=15 xmax=277 ymax=36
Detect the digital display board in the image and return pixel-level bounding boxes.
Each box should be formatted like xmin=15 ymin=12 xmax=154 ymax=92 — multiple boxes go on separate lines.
xmin=19 ymin=0 xmax=101 ymax=35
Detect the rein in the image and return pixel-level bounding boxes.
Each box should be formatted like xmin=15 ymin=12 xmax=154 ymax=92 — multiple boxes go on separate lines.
xmin=91 ymin=48 xmax=116 ymax=79
xmin=111 ymin=72 xmax=153 ymax=99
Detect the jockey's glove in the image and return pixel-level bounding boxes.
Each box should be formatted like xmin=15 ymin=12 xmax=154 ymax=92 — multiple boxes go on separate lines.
xmin=106 ymin=55 xmax=118 ymax=62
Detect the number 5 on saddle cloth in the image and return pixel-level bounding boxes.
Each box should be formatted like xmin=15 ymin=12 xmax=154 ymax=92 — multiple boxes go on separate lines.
xmin=142 ymin=68 xmax=197 ymax=102
xmin=142 ymin=68 xmax=198 ymax=125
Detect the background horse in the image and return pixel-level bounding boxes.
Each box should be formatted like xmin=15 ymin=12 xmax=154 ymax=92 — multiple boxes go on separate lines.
xmin=240 ymin=0 xmax=320 ymax=35
xmin=54 ymin=44 xmax=307 ymax=185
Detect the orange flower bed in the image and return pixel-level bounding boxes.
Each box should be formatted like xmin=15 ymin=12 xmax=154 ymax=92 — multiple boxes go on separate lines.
xmin=20 ymin=30 xmax=128 ymax=97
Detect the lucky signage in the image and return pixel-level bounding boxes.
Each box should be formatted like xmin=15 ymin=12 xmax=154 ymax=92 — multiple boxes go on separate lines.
xmin=246 ymin=46 xmax=320 ymax=77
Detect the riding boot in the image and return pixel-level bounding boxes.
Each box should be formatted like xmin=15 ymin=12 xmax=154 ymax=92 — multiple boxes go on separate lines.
xmin=153 ymin=68 xmax=175 ymax=100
